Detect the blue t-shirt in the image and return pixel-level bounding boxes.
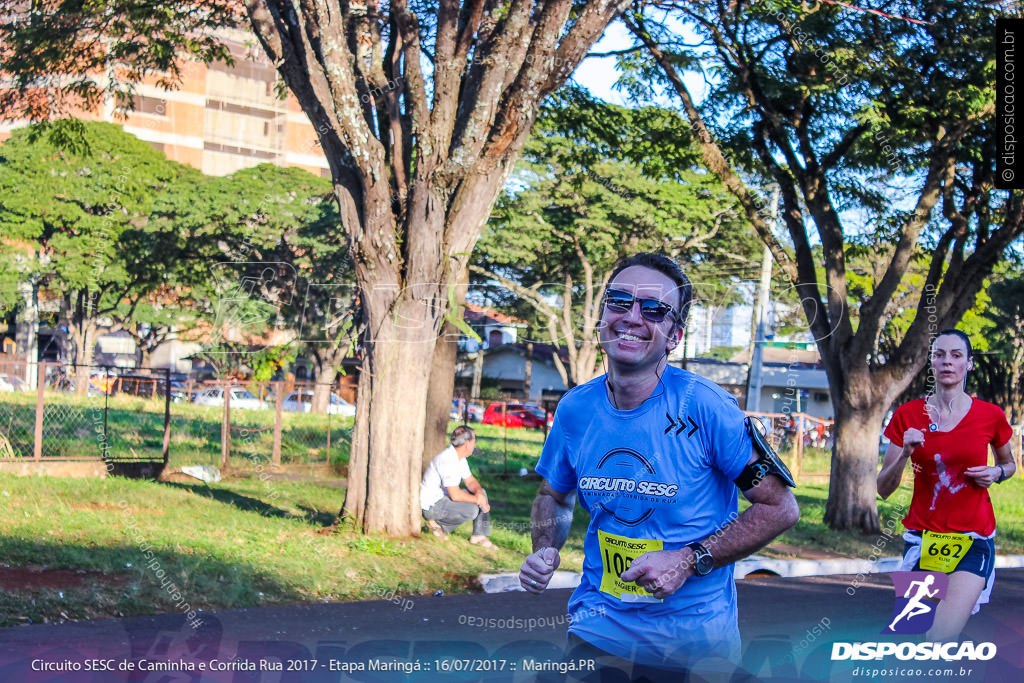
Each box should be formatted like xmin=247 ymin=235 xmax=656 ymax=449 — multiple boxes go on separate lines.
xmin=536 ymin=366 xmax=752 ymax=666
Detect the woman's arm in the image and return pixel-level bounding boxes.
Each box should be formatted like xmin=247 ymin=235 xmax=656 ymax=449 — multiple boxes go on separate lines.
xmin=965 ymin=441 xmax=1016 ymax=488
xmin=877 ymin=427 xmax=924 ymax=499
xmin=877 ymin=444 xmax=910 ymax=499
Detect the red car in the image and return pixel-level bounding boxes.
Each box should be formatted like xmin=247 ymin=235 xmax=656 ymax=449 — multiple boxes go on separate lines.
xmin=482 ymin=403 xmax=546 ymax=429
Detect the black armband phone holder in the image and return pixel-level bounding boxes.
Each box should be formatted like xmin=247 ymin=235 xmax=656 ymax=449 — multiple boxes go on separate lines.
xmin=733 ymin=417 xmax=797 ymax=491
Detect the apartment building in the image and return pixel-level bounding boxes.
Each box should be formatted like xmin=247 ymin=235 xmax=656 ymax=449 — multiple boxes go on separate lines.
xmin=0 ymin=28 xmax=329 ymax=178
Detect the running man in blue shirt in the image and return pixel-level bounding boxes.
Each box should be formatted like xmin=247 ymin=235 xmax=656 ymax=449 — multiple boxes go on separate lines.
xmin=518 ymin=252 xmax=799 ymax=673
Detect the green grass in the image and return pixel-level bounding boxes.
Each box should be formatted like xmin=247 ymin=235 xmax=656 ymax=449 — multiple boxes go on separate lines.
xmin=790 ymin=446 xmax=833 ymax=478
xmin=0 ymin=471 xmax=586 ymax=627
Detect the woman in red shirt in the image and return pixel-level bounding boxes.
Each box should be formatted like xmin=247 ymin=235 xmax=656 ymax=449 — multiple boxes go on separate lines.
xmin=877 ymin=329 xmax=1015 ymax=641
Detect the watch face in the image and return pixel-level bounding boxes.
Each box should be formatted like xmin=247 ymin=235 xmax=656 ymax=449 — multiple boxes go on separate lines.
xmin=689 ymin=543 xmax=713 ymax=576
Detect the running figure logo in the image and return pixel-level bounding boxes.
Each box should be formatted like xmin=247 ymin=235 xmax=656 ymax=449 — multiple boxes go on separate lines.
xmin=884 ymin=571 xmax=948 ymax=634
xmin=930 ymin=454 xmax=966 ymax=511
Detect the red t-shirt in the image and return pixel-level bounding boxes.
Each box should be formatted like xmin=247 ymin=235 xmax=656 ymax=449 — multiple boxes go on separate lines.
xmin=884 ymin=398 xmax=1013 ymax=536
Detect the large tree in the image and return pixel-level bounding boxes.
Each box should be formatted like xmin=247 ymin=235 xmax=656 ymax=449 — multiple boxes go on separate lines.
xmin=0 ymin=0 xmax=632 ymax=534
xmin=621 ymin=0 xmax=1024 ymax=532
xmin=473 ymin=92 xmax=759 ymax=387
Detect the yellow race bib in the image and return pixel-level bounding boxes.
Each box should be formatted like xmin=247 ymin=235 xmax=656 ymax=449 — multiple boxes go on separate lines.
xmin=597 ymin=529 xmax=663 ymax=602
xmin=920 ymin=531 xmax=973 ymax=573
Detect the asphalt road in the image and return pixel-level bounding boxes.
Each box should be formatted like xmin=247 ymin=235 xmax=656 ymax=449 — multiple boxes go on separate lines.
xmin=1 ymin=570 xmax=1022 ymax=683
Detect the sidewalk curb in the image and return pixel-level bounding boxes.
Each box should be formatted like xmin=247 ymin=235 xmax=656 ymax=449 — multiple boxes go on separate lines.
xmin=480 ymin=555 xmax=1024 ymax=592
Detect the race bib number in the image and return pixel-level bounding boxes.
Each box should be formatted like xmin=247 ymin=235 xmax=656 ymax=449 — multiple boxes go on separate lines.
xmin=920 ymin=531 xmax=973 ymax=573
xmin=597 ymin=529 xmax=663 ymax=602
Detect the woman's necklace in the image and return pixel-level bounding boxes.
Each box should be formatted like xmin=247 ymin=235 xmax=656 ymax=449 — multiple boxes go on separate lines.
xmin=926 ymin=393 xmax=966 ymax=432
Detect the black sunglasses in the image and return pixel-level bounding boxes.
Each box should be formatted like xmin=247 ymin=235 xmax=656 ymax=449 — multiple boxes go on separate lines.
xmin=603 ymin=288 xmax=677 ymax=323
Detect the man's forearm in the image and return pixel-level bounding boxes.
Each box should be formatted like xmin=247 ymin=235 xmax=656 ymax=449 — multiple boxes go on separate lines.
xmin=531 ymin=490 xmax=575 ymax=552
xmin=449 ymin=488 xmax=480 ymax=504
xmin=700 ymin=495 xmax=799 ymax=569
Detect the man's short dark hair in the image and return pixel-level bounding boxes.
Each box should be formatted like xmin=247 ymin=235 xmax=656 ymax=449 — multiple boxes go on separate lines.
xmin=451 ymin=425 xmax=475 ymax=447
xmin=608 ymin=252 xmax=693 ymax=327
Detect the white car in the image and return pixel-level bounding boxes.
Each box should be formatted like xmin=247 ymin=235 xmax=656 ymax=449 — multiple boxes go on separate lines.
xmin=193 ymin=387 xmax=268 ymax=410
xmin=282 ymin=390 xmax=356 ymax=416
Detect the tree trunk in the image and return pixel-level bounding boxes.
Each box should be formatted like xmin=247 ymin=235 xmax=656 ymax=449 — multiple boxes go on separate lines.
xmin=422 ymin=266 xmax=468 ymax=471
xmin=311 ymin=367 xmax=338 ymax=414
xmin=823 ymin=399 xmax=888 ymax=533
xmin=524 ymin=342 xmax=533 ymax=400
xmin=16 ymin=280 xmax=38 ymax=388
xmin=472 ymin=351 xmax=483 ymax=397
xmin=70 ymin=325 xmax=96 ymax=396
xmin=242 ymin=0 xmax=636 ymax=538
xmin=311 ymin=345 xmax=346 ymax=414
xmin=422 ymin=317 xmax=460 ymax=472
xmin=419 ymin=262 xmax=468 ymax=471
xmin=343 ymin=289 xmax=442 ymax=536
xmin=139 ymin=345 xmax=153 ymax=370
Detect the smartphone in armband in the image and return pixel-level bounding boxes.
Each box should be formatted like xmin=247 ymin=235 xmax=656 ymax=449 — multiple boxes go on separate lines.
xmin=733 ymin=416 xmax=797 ymax=491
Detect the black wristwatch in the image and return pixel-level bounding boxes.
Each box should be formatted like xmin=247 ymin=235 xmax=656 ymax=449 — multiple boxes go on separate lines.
xmin=996 ymin=464 xmax=1008 ymax=484
xmin=686 ymin=541 xmax=715 ymax=577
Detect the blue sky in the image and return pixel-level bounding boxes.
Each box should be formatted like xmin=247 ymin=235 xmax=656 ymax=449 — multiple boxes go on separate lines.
xmin=570 ymin=20 xmax=711 ymax=108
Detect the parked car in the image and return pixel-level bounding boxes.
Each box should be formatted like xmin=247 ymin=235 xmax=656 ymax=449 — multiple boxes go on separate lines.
xmin=522 ymin=403 xmax=554 ymax=429
xmin=282 ymin=390 xmax=356 ymax=416
xmin=193 ymin=387 xmax=268 ymax=410
xmin=168 ymin=381 xmax=190 ymax=403
xmin=482 ymin=402 xmax=545 ymax=429
xmin=0 ymin=374 xmax=26 ymax=392
xmin=157 ymin=380 xmax=196 ymax=403
xmin=450 ymin=399 xmax=484 ymax=422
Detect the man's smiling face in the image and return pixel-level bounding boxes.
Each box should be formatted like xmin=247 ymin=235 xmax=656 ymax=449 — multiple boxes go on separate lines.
xmin=598 ymin=265 xmax=683 ymax=372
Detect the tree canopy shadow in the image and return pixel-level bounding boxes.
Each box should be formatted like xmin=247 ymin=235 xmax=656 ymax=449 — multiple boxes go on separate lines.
xmin=0 ymin=539 xmax=301 ymax=628
xmin=159 ymin=481 xmax=294 ymax=519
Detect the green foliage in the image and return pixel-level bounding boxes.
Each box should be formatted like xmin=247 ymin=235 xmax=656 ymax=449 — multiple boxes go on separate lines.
xmin=188 ymin=164 xmax=356 ymax=378
xmin=846 ymin=238 xmax=996 ymax=369
xmin=0 ymin=122 xmax=350 ymax=381
xmin=972 ymin=264 xmax=1024 ymax=420
xmin=0 ymin=120 xmax=201 ymax=335
xmin=532 ymin=87 xmax=701 ymax=181
xmin=621 ymin=0 xmax=1014 ymax=320
xmin=700 ymin=346 xmax=744 ymax=362
xmin=475 ymin=93 xmax=761 ymax=346
xmin=621 ymin=0 xmax=1021 ymax=383
xmin=250 ymin=344 xmax=297 ymax=382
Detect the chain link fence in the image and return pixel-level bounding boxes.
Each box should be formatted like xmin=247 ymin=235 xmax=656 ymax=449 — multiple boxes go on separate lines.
xmin=1 ymin=365 xmax=860 ymax=484
xmin=0 ymin=363 xmax=353 ymax=476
